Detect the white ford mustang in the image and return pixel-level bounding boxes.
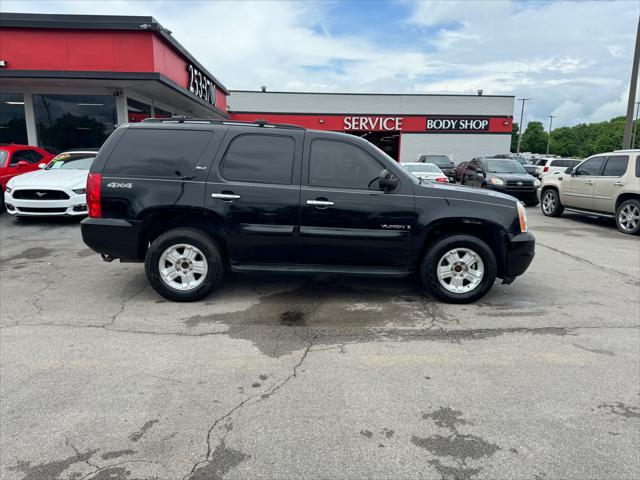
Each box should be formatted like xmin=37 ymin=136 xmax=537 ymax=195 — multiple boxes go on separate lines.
xmin=4 ymin=151 xmax=97 ymax=217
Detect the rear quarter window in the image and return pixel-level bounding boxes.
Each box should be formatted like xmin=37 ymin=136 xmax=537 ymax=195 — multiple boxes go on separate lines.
xmin=102 ymin=128 xmax=213 ymax=177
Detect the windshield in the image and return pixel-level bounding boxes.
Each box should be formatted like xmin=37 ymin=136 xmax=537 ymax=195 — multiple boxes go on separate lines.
xmin=511 ymin=156 xmax=528 ymax=165
xmin=46 ymin=153 xmax=96 ymax=171
xmin=486 ymin=159 xmax=526 ymax=174
xmin=422 ymin=155 xmax=451 ymax=165
xmin=405 ymin=163 xmax=440 ymax=173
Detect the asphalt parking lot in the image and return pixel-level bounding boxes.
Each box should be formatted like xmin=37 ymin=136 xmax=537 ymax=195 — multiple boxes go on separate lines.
xmin=1 ymin=208 xmax=639 ymax=480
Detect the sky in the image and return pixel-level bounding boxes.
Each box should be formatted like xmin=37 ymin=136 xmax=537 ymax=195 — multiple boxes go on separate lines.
xmin=2 ymin=0 xmax=639 ymax=128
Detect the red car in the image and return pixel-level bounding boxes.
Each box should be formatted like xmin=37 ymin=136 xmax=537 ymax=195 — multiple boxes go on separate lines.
xmin=1 ymin=144 xmax=54 ymax=210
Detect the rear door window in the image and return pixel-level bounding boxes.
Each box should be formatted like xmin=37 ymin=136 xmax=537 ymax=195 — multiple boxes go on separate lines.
xmin=602 ymin=155 xmax=629 ymax=177
xmin=309 ymin=139 xmax=383 ymax=190
xmin=221 ymin=134 xmax=295 ymax=185
xmin=576 ymin=156 xmax=605 ymax=176
xmin=10 ymin=150 xmax=33 ymax=165
xmin=103 ymin=128 xmax=213 ymax=177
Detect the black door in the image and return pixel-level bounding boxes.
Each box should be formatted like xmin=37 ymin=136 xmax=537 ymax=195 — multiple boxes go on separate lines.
xmin=205 ymin=128 xmax=303 ymax=264
xmin=299 ymin=134 xmax=415 ymax=268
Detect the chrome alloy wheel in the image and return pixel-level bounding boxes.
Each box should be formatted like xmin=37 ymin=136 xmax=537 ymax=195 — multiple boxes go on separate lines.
xmin=618 ymin=203 xmax=640 ymax=232
xmin=542 ymin=191 xmax=556 ymax=214
xmin=158 ymin=243 xmax=208 ymax=291
xmin=437 ymin=247 xmax=485 ymax=294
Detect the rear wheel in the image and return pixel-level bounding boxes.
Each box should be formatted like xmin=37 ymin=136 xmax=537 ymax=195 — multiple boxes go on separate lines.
xmin=420 ymin=235 xmax=497 ymax=304
xmin=145 ymin=228 xmax=224 ymax=301
xmin=541 ymin=188 xmax=563 ymax=217
xmin=616 ymin=199 xmax=640 ymax=235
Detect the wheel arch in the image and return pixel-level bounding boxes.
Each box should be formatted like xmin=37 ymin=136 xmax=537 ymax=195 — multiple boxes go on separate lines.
xmin=615 ymin=192 xmax=640 ymax=211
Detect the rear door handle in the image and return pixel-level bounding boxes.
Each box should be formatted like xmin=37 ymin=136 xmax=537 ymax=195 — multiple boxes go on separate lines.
xmin=211 ymin=193 xmax=240 ymax=200
xmin=614 ymin=181 xmax=624 ymax=186
xmin=307 ymin=200 xmax=334 ymax=207
xmin=585 ymin=180 xmax=594 ymax=185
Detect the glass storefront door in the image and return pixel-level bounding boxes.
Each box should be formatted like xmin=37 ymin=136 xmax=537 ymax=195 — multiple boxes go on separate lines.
xmin=33 ymin=94 xmax=117 ymax=152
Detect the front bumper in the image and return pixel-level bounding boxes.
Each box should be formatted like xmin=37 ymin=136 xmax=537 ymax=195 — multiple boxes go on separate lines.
xmin=4 ymin=190 xmax=88 ymax=216
xmin=502 ymin=231 xmax=535 ymax=281
xmin=81 ymin=217 xmax=144 ymax=261
xmin=486 ymin=185 xmax=538 ymax=201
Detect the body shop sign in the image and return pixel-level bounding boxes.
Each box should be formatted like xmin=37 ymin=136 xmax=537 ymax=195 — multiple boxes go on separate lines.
xmin=426 ymin=117 xmax=489 ymax=132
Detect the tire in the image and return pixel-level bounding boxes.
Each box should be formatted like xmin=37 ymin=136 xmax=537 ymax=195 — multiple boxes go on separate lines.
xmin=541 ymin=188 xmax=564 ymax=217
xmin=145 ymin=228 xmax=224 ymax=302
xmin=524 ymin=199 xmax=539 ymax=207
xmin=615 ymin=199 xmax=640 ymax=235
xmin=420 ymin=234 xmax=497 ymax=304
xmin=0 ymin=187 xmax=5 ymax=213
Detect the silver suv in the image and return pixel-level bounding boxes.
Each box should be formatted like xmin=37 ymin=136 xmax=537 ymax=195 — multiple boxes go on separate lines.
xmin=538 ymin=149 xmax=640 ymax=234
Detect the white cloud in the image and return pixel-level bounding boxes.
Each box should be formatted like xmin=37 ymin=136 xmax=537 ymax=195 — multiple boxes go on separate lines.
xmin=0 ymin=0 xmax=638 ymax=127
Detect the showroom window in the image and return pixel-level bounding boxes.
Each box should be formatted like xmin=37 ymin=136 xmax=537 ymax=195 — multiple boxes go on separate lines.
xmin=34 ymin=94 xmax=117 ymax=152
xmin=127 ymin=98 xmax=152 ymax=123
xmin=153 ymin=106 xmax=172 ymax=119
xmin=0 ymin=93 xmax=28 ymax=144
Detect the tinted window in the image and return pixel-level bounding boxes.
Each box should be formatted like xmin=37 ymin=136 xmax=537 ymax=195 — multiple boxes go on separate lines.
xmin=485 ymin=159 xmax=525 ymax=174
xmin=28 ymin=150 xmax=44 ymax=162
xmin=602 ymin=155 xmax=629 ymax=177
xmin=421 ymin=155 xmax=452 ymax=165
xmin=222 ymin=134 xmax=294 ymax=184
xmin=11 ymin=150 xmax=34 ymax=165
xmin=576 ymin=156 xmax=605 ymax=176
xmin=0 ymin=93 xmax=28 ymax=144
xmin=636 ymin=156 xmax=640 ymax=178
xmin=103 ymin=129 xmax=213 ymax=177
xmin=310 ymin=139 xmax=382 ymax=190
xmin=535 ymin=159 xmax=548 ymax=166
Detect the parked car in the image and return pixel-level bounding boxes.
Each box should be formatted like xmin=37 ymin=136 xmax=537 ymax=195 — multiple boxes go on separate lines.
xmin=539 ymin=149 xmax=640 ymax=235
xmin=416 ymin=154 xmax=456 ymax=182
xmin=400 ymin=162 xmax=449 ymax=183
xmin=0 ymin=144 xmax=54 ymax=211
xmin=461 ymin=157 xmax=540 ymax=206
xmin=81 ymin=118 xmax=535 ymax=304
xmin=455 ymin=161 xmax=469 ymax=183
xmin=492 ymin=154 xmax=538 ymax=176
xmin=4 ymin=151 xmax=97 ymax=217
xmin=534 ymin=157 xmax=582 ymax=178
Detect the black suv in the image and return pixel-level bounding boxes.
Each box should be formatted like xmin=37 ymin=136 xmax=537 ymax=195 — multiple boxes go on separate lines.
xmin=462 ymin=157 xmax=540 ymax=206
xmin=81 ymin=118 xmax=535 ymax=303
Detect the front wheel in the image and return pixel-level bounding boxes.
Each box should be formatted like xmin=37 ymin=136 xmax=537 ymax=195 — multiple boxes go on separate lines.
xmin=420 ymin=235 xmax=497 ymax=304
xmin=541 ymin=189 xmax=564 ymax=217
xmin=616 ymin=199 xmax=640 ymax=235
xmin=145 ymin=228 xmax=224 ymax=301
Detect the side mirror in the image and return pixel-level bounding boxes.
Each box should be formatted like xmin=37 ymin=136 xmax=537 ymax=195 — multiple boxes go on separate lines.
xmin=378 ymin=169 xmax=399 ymax=191
xmin=16 ymin=160 xmax=29 ymax=167
xmin=38 ymin=163 xmax=47 ymax=169
xmin=564 ymin=167 xmax=574 ymax=174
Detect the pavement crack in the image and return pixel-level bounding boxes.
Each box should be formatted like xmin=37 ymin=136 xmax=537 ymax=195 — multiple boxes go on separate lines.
xmin=183 ymin=338 xmax=314 ymax=480
xmin=104 ymin=280 xmax=148 ymax=328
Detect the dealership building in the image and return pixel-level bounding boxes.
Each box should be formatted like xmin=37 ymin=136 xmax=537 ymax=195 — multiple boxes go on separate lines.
xmin=0 ymin=12 xmax=514 ymax=162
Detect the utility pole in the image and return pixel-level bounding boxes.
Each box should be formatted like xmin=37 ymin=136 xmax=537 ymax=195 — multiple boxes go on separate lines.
xmin=632 ymin=101 xmax=640 ymax=149
xmin=516 ymin=98 xmax=530 ymax=154
xmin=546 ymin=115 xmax=555 ymax=155
xmin=623 ymin=16 xmax=639 ymax=149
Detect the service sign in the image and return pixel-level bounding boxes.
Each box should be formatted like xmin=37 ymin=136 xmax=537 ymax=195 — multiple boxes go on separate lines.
xmin=187 ymin=64 xmax=216 ymax=106
xmin=425 ymin=117 xmax=490 ymax=132
xmin=344 ymin=116 xmax=403 ymax=131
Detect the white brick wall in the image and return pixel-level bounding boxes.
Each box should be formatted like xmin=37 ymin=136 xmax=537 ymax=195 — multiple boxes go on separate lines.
xmin=399 ymin=133 xmax=510 ymax=164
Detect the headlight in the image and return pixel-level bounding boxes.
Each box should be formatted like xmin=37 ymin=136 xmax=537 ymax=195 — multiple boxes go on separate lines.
xmin=517 ymin=201 xmax=528 ymax=233
xmin=533 ymin=179 xmax=541 ymax=188
xmin=72 ymin=188 xmax=86 ymax=195
xmin=5 ymin=186 xmax=12 ymax=194
xmin=489 ymin=177 xmax=504 ymax=186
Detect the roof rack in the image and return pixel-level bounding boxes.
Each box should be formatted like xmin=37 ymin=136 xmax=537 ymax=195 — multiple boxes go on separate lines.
xmin=140 ymin=116 xmax=305 ymax=130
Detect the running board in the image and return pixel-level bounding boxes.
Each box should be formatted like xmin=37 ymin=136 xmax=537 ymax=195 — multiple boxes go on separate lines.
xmin=564 ymin=208 xmax=614 ymax=219
xmin=231 ymin=263 xmax=412 ymax=277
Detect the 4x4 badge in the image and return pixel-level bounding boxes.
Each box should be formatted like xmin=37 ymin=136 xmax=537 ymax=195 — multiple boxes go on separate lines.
xmin=106 ymin=182 xmax=132 ymax=189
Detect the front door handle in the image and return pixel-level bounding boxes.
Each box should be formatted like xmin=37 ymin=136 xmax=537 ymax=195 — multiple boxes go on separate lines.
xmin=614 ymin=181 xmax=624 ymax=186
xmin=211 ymin=193 xmax=240 ymax=200
xmin=307 ymin=199 xmax=334 ymax=207
xmin=585 ymin=180 xmax=594 ymax=185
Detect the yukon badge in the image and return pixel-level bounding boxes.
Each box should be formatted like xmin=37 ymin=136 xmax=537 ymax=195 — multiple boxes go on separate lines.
xmin=381 ymin=224 xmax=411 ymax=230
xmin=106 ymin=182 xmax=133 ymax=189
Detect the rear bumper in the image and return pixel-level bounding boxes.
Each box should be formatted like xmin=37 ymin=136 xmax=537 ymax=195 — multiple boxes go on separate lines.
xmin=81 ymin=217 xmax=144 ymax=261
xmin=502 ymin=231 xmax=535 ymax=280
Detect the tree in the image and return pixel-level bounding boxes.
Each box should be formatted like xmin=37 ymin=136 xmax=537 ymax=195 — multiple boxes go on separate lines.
xmin=521 ymin=121 xmax=548 ymax=154
xmin=510 ymin=122 xmax=519 ymax=153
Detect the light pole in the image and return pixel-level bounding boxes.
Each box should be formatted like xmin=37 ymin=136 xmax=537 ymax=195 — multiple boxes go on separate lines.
xmin=516 ymin=98 xmax=530 ymax=154
xmin=623 ymin=16 xmax=639 ymax=149
xmin=632 ymin=101 xmax=640 ymax=149
xmin=546 ymin=115 xmax=555 ymax=155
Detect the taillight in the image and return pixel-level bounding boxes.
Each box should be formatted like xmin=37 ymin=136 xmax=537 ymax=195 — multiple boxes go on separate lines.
xmin=86 ymin=172 xmax=102 ymax=218
xmin=543 ymin=166 xmax=549 ymax=173
xmin=435 ymin=177 xmax=448 ymax=183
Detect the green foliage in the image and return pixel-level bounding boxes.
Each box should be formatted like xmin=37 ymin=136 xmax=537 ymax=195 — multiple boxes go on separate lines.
xmin=521 ymin=121 xmax=548 ymax=154
xmin=517 ymin=116 xmax=640 ymax=158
